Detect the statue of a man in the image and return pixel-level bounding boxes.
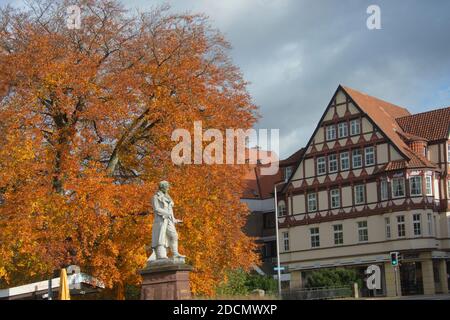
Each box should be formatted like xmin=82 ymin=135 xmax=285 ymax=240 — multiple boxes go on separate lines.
xmin=147 ymin=181 xmax=185 ymax=263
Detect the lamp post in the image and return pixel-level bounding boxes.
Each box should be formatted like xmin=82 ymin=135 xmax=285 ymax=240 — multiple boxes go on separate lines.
xmin=274 ymin=181 xmax=285 ymax=298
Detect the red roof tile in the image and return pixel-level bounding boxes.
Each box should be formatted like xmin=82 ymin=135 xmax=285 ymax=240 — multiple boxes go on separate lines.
xmin=396 ymin=107 xmax=450 ymax=142
xmin=341 ymin=86 xmax=442 ymax=171
xmin=280 ymin=148 xmax=305 ymax=166
xmin=242 ymin=148 xmax=303 ymax=199
xmin=342 ymin=86 xmax=411 ymax=158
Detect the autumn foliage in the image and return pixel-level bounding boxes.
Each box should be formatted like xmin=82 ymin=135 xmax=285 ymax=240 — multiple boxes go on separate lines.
xmin=0 ymin=0 xmax=258 ymax=297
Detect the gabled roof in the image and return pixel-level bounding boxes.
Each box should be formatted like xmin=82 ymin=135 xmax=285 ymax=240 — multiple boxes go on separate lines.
xmin=242 ymin=148 xmax=304 ymax=199
xmin=342 ymin=86 xmax=440 ymax=170
xmin=280 ymin=148 xmax=305 ymax=167
xmin=396 ymin=106 xmax=450 ymax=142
xmin=341 ymin=86 xmax=411 ymax=158
xmin=281 ymin=85 xmax=442 ymax=192
xmin=376 ymin=148 xmax=437 ymax=173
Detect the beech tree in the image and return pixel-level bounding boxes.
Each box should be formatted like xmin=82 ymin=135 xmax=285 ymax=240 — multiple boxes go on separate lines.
xmin=0 ymin=0 xmax=258 ymax=297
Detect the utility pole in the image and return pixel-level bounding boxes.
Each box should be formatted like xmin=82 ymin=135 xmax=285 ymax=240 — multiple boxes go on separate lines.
xmin=394 ymin=266 xmax=399 ymax=296
xmin=274 ymin=182 xmax=285 ymax=298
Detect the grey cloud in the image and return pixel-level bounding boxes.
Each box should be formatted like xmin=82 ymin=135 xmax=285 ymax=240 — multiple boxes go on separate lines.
xmin=4 ymin=0 xmax=450 ymax=158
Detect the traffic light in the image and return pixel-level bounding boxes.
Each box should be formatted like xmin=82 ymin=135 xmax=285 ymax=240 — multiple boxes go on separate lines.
xmin=390 ymin=251 xmax=399 ymax=266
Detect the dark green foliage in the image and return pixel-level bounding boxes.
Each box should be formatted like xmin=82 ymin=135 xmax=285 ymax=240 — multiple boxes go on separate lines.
xmin=305 ymin=268 xmax=362 ymax=288
xmin=215 ymin=269 xmax=277 ymax=296
xmin=125 ymin=284 xmax=141 ymax=300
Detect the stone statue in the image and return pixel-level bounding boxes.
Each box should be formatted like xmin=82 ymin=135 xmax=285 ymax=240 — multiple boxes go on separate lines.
xmin=147 ymin=181 xmax=186 ymax=264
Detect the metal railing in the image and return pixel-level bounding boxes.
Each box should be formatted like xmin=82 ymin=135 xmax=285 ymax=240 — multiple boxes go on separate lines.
xmin=282 ymin=286 xmax=353 ymax=300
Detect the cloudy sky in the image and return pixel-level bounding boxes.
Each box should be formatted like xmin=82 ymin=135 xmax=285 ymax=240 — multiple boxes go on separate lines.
xmin=3 ymin=0 xmax=450 ymax=158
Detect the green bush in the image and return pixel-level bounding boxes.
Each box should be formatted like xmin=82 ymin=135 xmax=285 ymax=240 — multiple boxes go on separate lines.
xmin=305 ymin=268 xmax=362 ymax=289
xmin=215 ymin=269 xmax=277 ymax=296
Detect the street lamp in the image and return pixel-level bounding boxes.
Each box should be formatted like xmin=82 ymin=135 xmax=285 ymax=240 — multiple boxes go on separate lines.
xmin=273 ymin=181 xmax=286 ymax=298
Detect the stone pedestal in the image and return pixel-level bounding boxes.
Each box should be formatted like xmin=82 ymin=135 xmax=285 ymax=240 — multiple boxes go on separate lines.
xmin=140 ymin=261 xmax=193 ymax=300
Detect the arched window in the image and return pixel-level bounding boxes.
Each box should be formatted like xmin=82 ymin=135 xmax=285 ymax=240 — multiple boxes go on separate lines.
xmin=278 ymin=200 xmax=286 ymax=217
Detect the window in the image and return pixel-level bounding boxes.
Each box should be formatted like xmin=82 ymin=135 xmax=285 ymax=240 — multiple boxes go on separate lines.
xmin=354 ymin=184 xmax=365 ymax=204
xmin=328 ymin=154 xmax=338 ymax=173
xmin=358 ymin=221 xmax=368 ymax=242
xmin=434 ymin=216 xmax=438 ymax=237
xmin=317 ymin=157 xmax=326 ymax=175
xmin=352 ymin=149 xmax=362 ymax=168
xmin=380 ymin=179 xmax=389 ymax=200
xmin=427 ymin=213 xmax=433 ymax=235
xmin=409 ymin=176 xmax=422 ymax=196
xmin=262 ymin=241 xmax=276 ymax=258
xmin=282 ymin=232 xmax=290 ymax=251
xmin=385 ymin=217 xmax=391 ymax=239
xmin=310 ymin=227 xmax=320 ymax=248
xmin=340 ymin=152 xmax=350 ymax=171
xmin=448 ymin=180 xmax=450 ymax=198
xmin=263 ymin=212 xmax=275 ymax=229
xmin=326 ymin=125 xmax=336 ymax=141
xmin=333 ymin=224 xmax=343 ymax=245
xmin=397 ymin=215 xmax=405 ymax=237
xmin=350 ymin=119 xmax=361 ymax=136
xmin=338 ymin=122 xmax=348 ymax=138
xmin=284 ymin=166 xmax=293 ymax=182
xmin=365 ymin=146 xmax=375 ymax=166
xmin=330 ymin=189 xmax=340 ymax=209
xmin=413 ymin=213 xmax=422 ymax=236
xmin=448 ymin=143 xmax=450 ymax=162
xmin=425 ymin=175 xmax=433 ymax=196
xmin=392 ymin=177 xmax=405 ymax=198
xmin=278 ymin=200 xmax=286 ymax=217
xmin=307 ymin=193 xmax=317 ymax=212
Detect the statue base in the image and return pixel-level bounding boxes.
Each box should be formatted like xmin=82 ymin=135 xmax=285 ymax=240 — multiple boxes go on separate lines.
xmin=140 ymin=260 xmax=193 ymax=300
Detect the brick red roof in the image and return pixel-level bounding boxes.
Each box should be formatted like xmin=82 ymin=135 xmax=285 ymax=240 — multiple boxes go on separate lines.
xmin=280 ymin=148 xmax=305 ymax=166
xmin=342 ymin=86 xmax=411 ymax=157
xmin=341 ymin=86 xmax=443 ymax=171
xmin=396 ymin=107 xmax=450 ymax=142
xmin=242 ymin=148 xmax=303 ymax=199
xmin=376 ymin=148 xmax=438 ymax=173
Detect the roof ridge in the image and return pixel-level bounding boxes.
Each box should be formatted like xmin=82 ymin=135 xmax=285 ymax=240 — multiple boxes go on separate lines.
xmin=340 ymin=85 xmax=410 ymax=114
xmin=396 ymin=105 xmax=450 ymax=120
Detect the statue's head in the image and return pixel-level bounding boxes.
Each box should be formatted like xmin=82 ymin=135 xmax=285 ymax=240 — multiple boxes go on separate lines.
xmin=159 ymin=180 xmax=170 ymax=192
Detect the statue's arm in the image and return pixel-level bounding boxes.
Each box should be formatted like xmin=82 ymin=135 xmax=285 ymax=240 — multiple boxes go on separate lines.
xmin=153 ymin=196 xmax=171 ymax=218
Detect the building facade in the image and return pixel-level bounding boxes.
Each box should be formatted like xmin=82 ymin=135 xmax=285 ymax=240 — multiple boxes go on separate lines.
xmin=242 ymin=148 xmax=304 ymax=276
xmin=278 ymin=85 xmax=450 ymax=297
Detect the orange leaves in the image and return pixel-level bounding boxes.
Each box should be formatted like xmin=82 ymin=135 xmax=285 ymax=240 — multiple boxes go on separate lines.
xmin=0 ymin=0 xmax=258 ymax=297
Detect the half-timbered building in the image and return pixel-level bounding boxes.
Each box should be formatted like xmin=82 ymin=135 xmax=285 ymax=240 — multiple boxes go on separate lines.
xmin=278 ymin=85 xmax=450 ymax=297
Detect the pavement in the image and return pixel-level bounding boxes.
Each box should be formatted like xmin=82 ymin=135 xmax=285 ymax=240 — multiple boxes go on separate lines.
xmin=364 ymin=293 xmax=450 ymax=300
